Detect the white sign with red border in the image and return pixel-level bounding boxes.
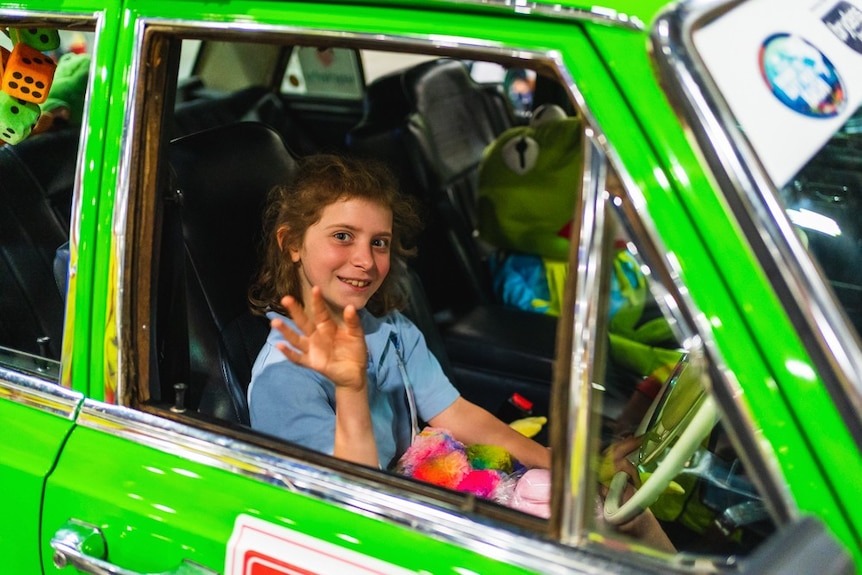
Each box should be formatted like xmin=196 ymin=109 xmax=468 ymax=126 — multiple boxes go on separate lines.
xmin=225 ymin=514 xmax=418 ymax=575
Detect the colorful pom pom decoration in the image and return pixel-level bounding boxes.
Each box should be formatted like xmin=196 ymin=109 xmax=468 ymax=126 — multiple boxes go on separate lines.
xmin=395 ymin=427 xmax=531 ymax=507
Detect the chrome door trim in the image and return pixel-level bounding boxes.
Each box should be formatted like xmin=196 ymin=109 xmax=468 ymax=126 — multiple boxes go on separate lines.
xmin=0 ymin=366 xmax=83 ymax=419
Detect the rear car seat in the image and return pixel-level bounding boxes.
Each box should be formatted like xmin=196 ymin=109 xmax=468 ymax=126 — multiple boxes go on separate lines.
xmin=0 ymin=127 xmax=78 ymax=360
xmin=172 ymin=86 xmax=320 ymax=155
xmin=164 ymin=122 xmax=298 ymax=424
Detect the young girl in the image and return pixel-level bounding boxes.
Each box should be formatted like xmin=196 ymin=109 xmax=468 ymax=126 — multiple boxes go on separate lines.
xmin=247 ymin=154 xmax=551 ymax=471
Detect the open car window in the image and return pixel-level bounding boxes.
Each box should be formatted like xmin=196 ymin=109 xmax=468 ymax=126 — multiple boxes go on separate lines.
xmin=0 ymin=23 xmax=95 ymax=382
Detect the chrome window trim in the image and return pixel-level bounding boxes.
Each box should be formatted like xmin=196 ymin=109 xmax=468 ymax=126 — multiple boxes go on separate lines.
xmin=650 ymin=0 xmax=862 ymax=442
xmin=111 ymin=16 xmax=147 ymax=406
xmin=76 ymin=398 xmax=636 ymax=575
xmin=0 ymin=367 xmax=83 ymax=419
xmin=439 ymin=0 xmax=645 ymax=31
xmin=559 ymin=132 xmax=607 ymax=545
xmin=0 ymin=9 xmax=96 ymax=23
xmin=563 ymin=130 xmax=794 ymax=558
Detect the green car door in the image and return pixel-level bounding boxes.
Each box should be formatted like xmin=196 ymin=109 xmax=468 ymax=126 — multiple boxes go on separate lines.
xmin=0 ymin=0 xmax=854 ymax=573
xmin=38 ymin=2 xmax=668 ymax=574
xmin=0 ymin=372 xmax=80 ymax=574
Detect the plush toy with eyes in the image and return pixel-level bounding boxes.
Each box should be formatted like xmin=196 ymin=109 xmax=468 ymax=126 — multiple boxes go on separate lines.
xmin=477 ymin=104 xmax=582 ymax=316
xmin=1 ymin=29 xmax=90 ymax=145
xmin=0 ymin=27 xmax=61 ymax=145
xmin=478 ymin=104 xmax=581 ymax=262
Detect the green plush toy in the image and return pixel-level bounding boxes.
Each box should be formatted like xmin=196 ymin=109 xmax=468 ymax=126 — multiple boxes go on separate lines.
xmin=42 ymin=52 xmax=91 ymax=126
xmin=477 ymin=104 xmax=583 ymax=262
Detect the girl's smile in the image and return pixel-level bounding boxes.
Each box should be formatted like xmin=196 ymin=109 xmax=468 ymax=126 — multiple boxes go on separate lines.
xmin=289 ymin=197 xmax=393 ymax=319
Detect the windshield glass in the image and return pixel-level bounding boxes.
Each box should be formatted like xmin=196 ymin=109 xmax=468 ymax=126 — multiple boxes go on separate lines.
xmin=780 ymin=104 xmax=862 ymax=335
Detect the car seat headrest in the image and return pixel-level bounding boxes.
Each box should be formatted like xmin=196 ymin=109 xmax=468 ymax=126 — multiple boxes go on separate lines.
xmin=401 ymin=59 xmax=498 ymax=185
xmin=169 ymin=121 xmax=298 ymax=324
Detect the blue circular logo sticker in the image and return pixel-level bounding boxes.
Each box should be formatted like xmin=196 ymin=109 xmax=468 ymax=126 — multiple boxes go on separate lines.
xmin=759 ymin=33 xmax=846 ymax=118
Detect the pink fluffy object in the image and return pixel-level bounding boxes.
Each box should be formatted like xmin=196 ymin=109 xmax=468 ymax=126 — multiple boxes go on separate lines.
xmin=509 ymin=468 xmax=551 ymax=518
xmin=395 ymin=427 xmax=514 ymax=502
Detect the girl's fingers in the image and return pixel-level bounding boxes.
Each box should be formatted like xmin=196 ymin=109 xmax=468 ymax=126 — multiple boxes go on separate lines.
xmin=271 ymin=318 xmax=308 ymax=354
xmin=308 ymin=286 xmax=332 ymax=326
xmin=274 ymin=342 xmax=303 ymax=365
xmin=281 ymin=295 xmax=312 ymax=333
xmin=342 ymin=305 xmax=363 ymax=336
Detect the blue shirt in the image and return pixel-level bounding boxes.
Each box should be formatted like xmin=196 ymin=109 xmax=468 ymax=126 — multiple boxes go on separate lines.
xmin=248 ymin=309 xmax=460 ymax=469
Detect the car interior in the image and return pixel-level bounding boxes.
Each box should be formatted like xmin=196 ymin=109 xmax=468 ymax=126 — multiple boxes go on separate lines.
xmin=155 ymin=42 xmax=571 ymax=434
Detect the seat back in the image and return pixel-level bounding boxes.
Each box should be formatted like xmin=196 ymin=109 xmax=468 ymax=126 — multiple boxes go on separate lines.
xmin=0 ymin=127 xmax=78 ymax=359
xmin=167 ymin=122 xmax=298 ymax=424
xmin=348 ymin=58 xmax=515 ymax=315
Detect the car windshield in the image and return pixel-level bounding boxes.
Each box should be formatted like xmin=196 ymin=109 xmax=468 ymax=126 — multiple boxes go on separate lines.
xmin=780 ymin=104 xmax=862 ymax=339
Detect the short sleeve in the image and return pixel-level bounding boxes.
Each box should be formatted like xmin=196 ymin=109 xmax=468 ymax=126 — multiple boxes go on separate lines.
xmin=248 ymin=344 xmax=337 ymax=455
xmin=393 ymin=313 xmax=460 ymax=421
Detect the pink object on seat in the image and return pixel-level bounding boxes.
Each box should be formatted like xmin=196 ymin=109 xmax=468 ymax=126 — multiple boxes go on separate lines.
xmin=509 ymin=468 xmax=551 ymax=518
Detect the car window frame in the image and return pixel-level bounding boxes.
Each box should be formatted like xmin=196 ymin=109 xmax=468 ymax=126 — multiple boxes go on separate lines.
xmin=118 ymin=17 xmax=562 ymax=535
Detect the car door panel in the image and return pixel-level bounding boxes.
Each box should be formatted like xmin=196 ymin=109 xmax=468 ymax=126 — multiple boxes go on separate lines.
xmin=40 ymin=401 xmax=575 ymax=575
xmin=1 ymin=374 xmax=81 ymax=574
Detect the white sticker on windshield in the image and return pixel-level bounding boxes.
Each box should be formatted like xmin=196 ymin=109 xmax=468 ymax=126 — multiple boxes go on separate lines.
xmin=693 ymin=0 xmax=862 ymax=187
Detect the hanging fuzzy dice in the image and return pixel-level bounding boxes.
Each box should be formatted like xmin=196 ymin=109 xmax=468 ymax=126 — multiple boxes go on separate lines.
xmin=0 ymin=27 xmax=62 ymax=145
xmin=9 ymin=28 xmax=61 ymax=52
xmin=395 ymin=428 xmax=524 ymax=503
xmin=0 ymin=90 xmax=40 ymax=144
xmin=2 ymin=42 xmax=57 ymax=104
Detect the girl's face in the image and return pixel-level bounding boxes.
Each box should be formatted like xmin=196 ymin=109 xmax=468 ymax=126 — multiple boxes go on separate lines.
xmin=289 ymin=197 xmax=393 ymax=317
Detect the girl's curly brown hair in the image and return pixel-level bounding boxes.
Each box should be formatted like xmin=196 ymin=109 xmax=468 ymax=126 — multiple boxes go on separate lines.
xmin=249 ymin=154 xmax=422 ymax=317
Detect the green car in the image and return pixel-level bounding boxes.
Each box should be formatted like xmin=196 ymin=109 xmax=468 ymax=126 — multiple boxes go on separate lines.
xmin=2 ymin=0 xmax=861 ymax=572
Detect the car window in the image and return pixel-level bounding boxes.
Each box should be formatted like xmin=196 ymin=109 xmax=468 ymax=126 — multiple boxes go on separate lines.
xmin=0 ymin=23 xmax=94 ymax=381
xmin=119 ymin=22 xmax=790 ymax=571
xmin=578 ymin=167 xmax=779 ymax=557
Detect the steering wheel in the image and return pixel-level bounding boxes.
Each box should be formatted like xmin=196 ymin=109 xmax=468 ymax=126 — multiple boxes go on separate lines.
xmin=602 ymin=358 xmax=719 ymax=526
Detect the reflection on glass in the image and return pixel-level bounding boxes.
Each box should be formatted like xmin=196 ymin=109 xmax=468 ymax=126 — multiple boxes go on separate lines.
xmin=779 ymin=104 xmax=862 ymax=337
xmin=590 ymin=202 xmax=776 ymax=557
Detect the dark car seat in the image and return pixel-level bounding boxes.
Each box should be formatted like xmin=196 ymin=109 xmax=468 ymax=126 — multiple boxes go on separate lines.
xmin=347 ymin=59 xmax=557 ymax=416
xmin=0 ymin=127 xmax=78 ymax=360
xmin=347 ymin=58 xmax=513 ymax=315
xmin=172 ymin=87 xmax=321 ymax=156
xmin=165 ymin=122 xmax=298 ymax=424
